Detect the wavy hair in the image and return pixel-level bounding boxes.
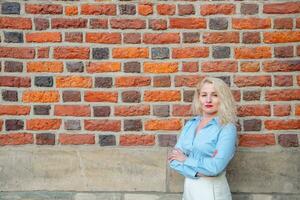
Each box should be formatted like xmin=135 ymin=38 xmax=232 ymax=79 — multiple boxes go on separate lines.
xmin=192 ymin=77 xmax=237 ymax=125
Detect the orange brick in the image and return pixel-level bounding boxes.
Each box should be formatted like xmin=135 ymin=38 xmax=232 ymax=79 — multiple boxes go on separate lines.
xmin=23 ymin=91 xmax=59 ymax=103
xmin=26 ymin=32 xmax=61 ymax=43
xmin=203 ymin=32 xmax=239 ymax=44
xmin=0 ymin=133 xmax=33 ymax=146
xmin=53 ymin=47 xmax=89 ymax=59
xmin=157 ymin=4 xmax=176 ymax=15
xmin=81 ymin=4 xmax=116 ymax=15
xmin=172 ymin=47 xmax=209 ymax=58
xmin=265 ymin=120 xmax=300 ymax=130
xmin=232 ymin=18 xmax=271 ymax=29
xmin=115 ymin=76 xmax=151 ymax=87
xmin=54 ymin=105 xmax=91 ymax=117
xmin=175 ymin=75 xmax=202 ymax=87
xmin=234 ymin=76 xmax=271 ymax=87
xmin=112 ymin=48 xmax=148 ymax=58
xmin=240 ymin=62 xmax=260 ymax=72
xmin=263 ymin=2 xmax=300 ymax=14
xmin=114 ymin=105 xmax=150 ymax=116
xmin=25 ymin=3 xmax=63 ymax=14
xmin=265 ymin=89 xmax=300 ymax=101
xmin=87 ymin=62 xmax=121 ymax=73
xmin=143 ymin=33 xmax=180 ymax=44
xmin=264 ymin=31 xmax=300 ymax=43
xmin=237 ymin=105 xmax=271 ymax=117
xmin=145 ymin=119 xmax=182 ymax=130
xmin=138 ymin=4 xmax=153 ymax=16
xmin=273 ymin=105 xmax=291 ymax=116
xmin=295 ymin=105 xmax=300 ymax=116
xmin=65 ymin=6 xmax=78 ymax=16
xmin=27 ymin=61 xmax=63 ymax=73
xmin=84 ymin=91 xmax=118 ymax=102
xmin=201 ymin=61 xmax=238 ymax=72
xmin=0 ymin=120 xmax=3 ymax=131
xmin=201 ymin=4 xmax=235 ymax=16
xmin=235 ymin=47 xmax=271 ymax=59
xmin=26 ymin=119 xmax=61 ymax=130
xmin=172 ymin=105 xmax=192 ymax=116
xmin=56 ymin=76 xmax=92 ymax=88
xmin=170 ymin=18 xmax=206 ymax=29
xmin=144 ymin=90 xmax=181 ymax=102
xmin=120 ymin=134 xmax=155 ymax=146
xmin=59 ymin=134 xmax=95 ymax=145
xmin=84 ymin=120 xmax=121 ymax=131
xmin=239 ymin=134 xmax=276 ymax=147
xmin=143 ymin=62 xmax=178 ymax=73
xmin=86 ymin=33 xmax=121 ymax=44
xmin=0 ymin=17 xmax=32 ymax=29
xmin=232 ymin=90 xmax=241 ymax=102
xmin=0 ymin=105 xmax=30 ymax=115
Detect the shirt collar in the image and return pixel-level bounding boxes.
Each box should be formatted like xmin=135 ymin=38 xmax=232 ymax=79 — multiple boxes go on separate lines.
xmin=191 ymin=115 xmax=220 ymax=125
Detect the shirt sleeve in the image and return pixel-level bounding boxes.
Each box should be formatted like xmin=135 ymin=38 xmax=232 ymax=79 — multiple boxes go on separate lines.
xmin=183 ymin=123 xmax=237 ymax=176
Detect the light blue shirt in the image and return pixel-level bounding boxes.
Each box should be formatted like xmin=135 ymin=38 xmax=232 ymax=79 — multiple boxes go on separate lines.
xmin=169 ymin=115 xmax=237 ymax=179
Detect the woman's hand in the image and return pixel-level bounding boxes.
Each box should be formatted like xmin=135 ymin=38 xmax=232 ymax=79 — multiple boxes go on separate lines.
xmin=168 ymin=148 xmax=187 ymax=163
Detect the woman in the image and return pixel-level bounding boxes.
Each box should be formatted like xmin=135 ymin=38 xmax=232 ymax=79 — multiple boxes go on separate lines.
xmin=168 ymin=77 xmax=237 ymax=200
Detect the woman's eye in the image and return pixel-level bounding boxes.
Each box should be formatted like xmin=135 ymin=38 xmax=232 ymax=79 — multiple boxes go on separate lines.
xmin=213 ymin=94 xmax=218 ymax=97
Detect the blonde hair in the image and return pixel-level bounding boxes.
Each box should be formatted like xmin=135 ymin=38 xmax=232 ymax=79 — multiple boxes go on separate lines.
xmin=192 ymin=77 xmax=237 ymax=125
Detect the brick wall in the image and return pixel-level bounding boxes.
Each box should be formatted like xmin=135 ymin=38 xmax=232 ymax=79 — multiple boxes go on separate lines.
xmin=0 ymin=0 xmax=299 ymax=199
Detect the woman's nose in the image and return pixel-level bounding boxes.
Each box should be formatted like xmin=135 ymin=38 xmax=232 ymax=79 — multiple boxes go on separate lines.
xmin=206 ymin=95 xmax=212 ymax=102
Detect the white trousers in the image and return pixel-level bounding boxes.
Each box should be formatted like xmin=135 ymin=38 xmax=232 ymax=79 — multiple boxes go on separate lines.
xmin=183 ymin=172 xmax=232 ymax=200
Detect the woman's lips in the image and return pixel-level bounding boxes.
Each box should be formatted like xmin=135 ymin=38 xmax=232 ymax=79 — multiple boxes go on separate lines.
xmin=205 ymin=105 xmax=213 ymax=108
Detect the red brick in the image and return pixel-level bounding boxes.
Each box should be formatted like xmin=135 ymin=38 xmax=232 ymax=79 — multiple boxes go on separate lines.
xmin=111 ymin=19 xmax=146 ymax=29
xmin=37 ymin=47 xmax=49 ymax=58
xmin=26 ymin=119 xmax=61 ymax=130
xmin=182 ymin=62 xmax=199 ymax=72
xmin=242 ymin=32 xmax=261 ymax=44
xmin=90 ymin=19 xmax=108 ymax=29
xmin=201 ymin=4 xmax=235 ymax=16
xmin=112 ymin=48 xmax=148 ymax=58
xmin=87 ymin=62 xmax=121 ymax=73
xmin=115 ymin=76 xmax=151 ymax=87
xmin=265 ymin=89 xmax=300 ymax=101
xmin=263 ymin=60 xmax=300 ymax=72
xmin=145 ymin=119 xmax=182 ymax=130
xmin=172 ymin=105 xmax=192 ymax=116
xmin=81 ymin=4 xmax=116 ymax=15
xmin=295 ymin=105 xmax=300 ymax=115
xmin=175 ymin=75 xmax=202 ymax=87
xmin=238 ymin=134 xmax=276 ymax=147
xmin=114 ymin=105 xmax=150 ymax=116
xmin=274 ymin=46 xmax=294 ymax=58
xmin=178 ymin=4 xmax=195 ymax=16
xmin=203 ymin=32 xmax=239 ymax=44
xmin=52 ymin=18 xmax=87 ymax=29
xmin=144 ymin=62 xmax=178 ymax=73
xmin=0 ymin=17 xmax=32 ymax=29
xmin=144 ymin=90 xmax=181 ymax=102
xmin=278 ymin=134 xmax=299 ymax=147
xmin=0 ymin=133 xmax=33 ymax=146
xmin=149 ymin=19 xmax=167 ymax=30
xmin=263 ymin=2 xmax=300 ymax=14
xmin=25 ymin=4 xmax=63 ymax=14
xmin=0 ymin=76 xmax=31 ymax=87
xmin=143 ymin=33 xmax=180 ymax=44
xmin=202 ymin=61 xmax=238 ymax=72
xmin=0 ymin=47 xmax=35 ymax=59
xmin=237 ymin=105 xmax=271 ymax=117
xmin=264 ymin=31 xmax=300 ymax=43
xmin=172 ymin=47 xmax=209 ymax=58
xmin=120 ymin=134 xmax=155 ymax=146
xmin=59 ymin=134 xmax=95 ymax=145
xmin=298 ymin=75 xmax=300 ymax=86
xmin=153 ymin=76 xmax=171 ymax=87
xmin=235 ymin=47 xmax=271 ymax=59
xmin=232 ymin=18 xmax=271 ymax=29
xmin=273 ymin=105 xmax=291 ymax=116
xmin=53 ymin=47 xmax=89 ymax=59
xmin=232 ymin=90 xmax=241 ymax=102
xmin=265 ymin=120 xmax=300 ymax=130
xmin=84 ymin=120 xmax=121 ymax=131
xmin=274 ymin=75 xmax=293 ymax=87
xmin=138 ymin=4 xmax=153 ymax=16
xmin=23 ymin=91 xmax=59 ymax=103
xmin=157 ymin=4 xmax=176 ymax=15
xmin=84 ymin=91 xmax=118 ymax=102
xmin=123 ymin=33 xmax=141 ymax=44
xmin=86 ymin=33 xmax=121 ymax=44
xmin=274 ymin=18 xmax=293 ymax=29
xmin=240 ymin=62 xmax=260 ymax=72
xmin=170 ymin=18 xmax=206 ymax=29
xmin=56 ymin=76 xmax=92 ymax=88
xmin=297 ymin=18 xmax=300 ymax=28
xmin=0 ymin=105 xmax=30 ymax=115
xmin=27 ymin=61 xmax=63 ymax=73
xmin=234 ymin=76 xmax=271 ymax=87
xmin=65 ymin=6 xmax=78 ymax=16
xmin=26 ymin=32 xmax=61 ymax=43
xmin=54 ymin=105 xmax=91 ymax=117
xmin=65 ymin=32 xmax=83 ymax=43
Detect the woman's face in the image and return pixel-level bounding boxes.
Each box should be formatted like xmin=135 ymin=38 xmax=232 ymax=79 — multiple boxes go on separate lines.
xmin=199 ymin=82 xmax=220 ymax=117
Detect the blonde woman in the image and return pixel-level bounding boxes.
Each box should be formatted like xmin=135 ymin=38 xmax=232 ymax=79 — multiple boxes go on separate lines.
xmin=168 ymin=77 xmax=237 ymax=200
